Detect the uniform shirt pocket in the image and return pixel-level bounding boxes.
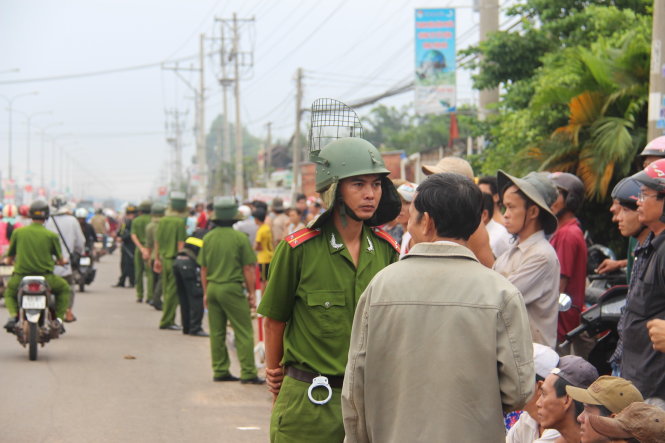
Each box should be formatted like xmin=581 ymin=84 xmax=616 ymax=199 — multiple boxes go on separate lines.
xmin=306 ymin=290 xmax=347 ymax=337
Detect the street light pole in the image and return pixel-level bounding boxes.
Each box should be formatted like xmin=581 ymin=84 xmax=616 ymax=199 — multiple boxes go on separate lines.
xmin=15 ymin=110 xmax=52 ymax=185
xmin=34 ymin=122 xmax=63 ymax=189
xmin=0 ymin=91 xmax=39 ymax=181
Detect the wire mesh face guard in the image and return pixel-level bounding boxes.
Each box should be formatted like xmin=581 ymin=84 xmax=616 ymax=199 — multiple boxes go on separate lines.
xmin=308 ymin=98 xmax=364 ymax=154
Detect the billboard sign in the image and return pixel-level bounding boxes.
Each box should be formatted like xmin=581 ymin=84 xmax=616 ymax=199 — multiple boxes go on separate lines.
xmin=415 ymin=8 xmax=456 ymax=114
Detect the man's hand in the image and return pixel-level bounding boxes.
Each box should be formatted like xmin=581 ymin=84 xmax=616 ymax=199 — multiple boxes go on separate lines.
xmin=266 ymin=366 xmax=284 ymax=402
xmin=203 ymin=293 xmax=208 ymax=309
xmin=153 ymin=259 xmax=162 ymax=273
xmin=3 ymin=256 xmax=13 ymax=265
xmin=595 ymin=259 xmax=626 ymax=274
xmin=248 ymin=291 xmax=257 ymax=310
xmin=141 ymin=248 xmax=150 ymax=261
xmin=647 ymin=319 xmax=665 ymax=352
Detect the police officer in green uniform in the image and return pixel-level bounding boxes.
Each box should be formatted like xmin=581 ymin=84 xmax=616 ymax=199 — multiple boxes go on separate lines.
xmin=258 ymin=137 xmax=401 ymax=442
xmin=154 ymin=192 xmax=187 ymax=330
xmin=3 ymin=201 xmax=72 ymax=333
xmin=130 ymin=200 xmax=152 ymax=303
xmin=146 ymin=202 xmax=166 ymax=309
xmin=198 ymin=197 xmax=264 ymax=384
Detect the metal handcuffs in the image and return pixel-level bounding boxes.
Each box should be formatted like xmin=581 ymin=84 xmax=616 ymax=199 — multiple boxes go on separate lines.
xmin=307 ymin=375 xmax=332 ymax=405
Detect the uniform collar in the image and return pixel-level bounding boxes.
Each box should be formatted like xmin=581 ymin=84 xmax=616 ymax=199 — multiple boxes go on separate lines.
xmin=323 ymin=223 xmax=376 ymax=259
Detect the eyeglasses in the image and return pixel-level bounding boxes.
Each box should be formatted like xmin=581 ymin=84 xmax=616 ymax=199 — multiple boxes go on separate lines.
xmin=638 ymin=191 xmax=661 ymax=202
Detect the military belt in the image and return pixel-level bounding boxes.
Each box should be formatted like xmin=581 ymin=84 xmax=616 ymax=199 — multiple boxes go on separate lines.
xmin=286 ymin=366 xmax=344 ymax=389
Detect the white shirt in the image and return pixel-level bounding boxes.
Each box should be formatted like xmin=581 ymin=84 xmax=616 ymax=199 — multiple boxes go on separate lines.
xmin=487 ymin=218 xmax=512 ymax=258
xmin=493 ymin=230 xmax=560 ymax=348
xmin=45 ymin=213 xmax=85 ymax=277
xmin=506 ymin=411 xmax=561 ymax=443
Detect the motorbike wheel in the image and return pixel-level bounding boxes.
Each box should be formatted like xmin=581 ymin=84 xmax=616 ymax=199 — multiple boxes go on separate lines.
xmin=28 ymin=322 xmax=38 ymax=361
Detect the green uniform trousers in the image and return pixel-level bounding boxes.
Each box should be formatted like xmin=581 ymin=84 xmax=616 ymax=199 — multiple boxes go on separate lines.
xmin=270 ymin=376 xmax=343 ymax=443
xmin=134 ymin=252 xmax=147 ymax=301
xmin=207 ymin=281 xmax=257 ymax=380
xmin=5 ymin=274 xmax=72 ymax=320
xmin=146 ymin=260 xmax=154 ymax=303
xmin=159 ymin=257 xmax=178 ymax=328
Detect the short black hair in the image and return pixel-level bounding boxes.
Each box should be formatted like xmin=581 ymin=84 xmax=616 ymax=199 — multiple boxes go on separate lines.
xmin=481 ymin=192 xmax=494 ymax=219
xmin=296 ymin=193 xmax=306 ymax=202
xmin=478 ymin=176 xmax=498 ymax=195
xmin=252 ymin=208 xmax=267 ymax=222
xmin=206 ymin=203 xmax=213 ymax=211
xmin=252 ymin=200 xmax=268 ymax=210
xmin=413 ymin=173 xmax=482 ymax=241
xmin=554 ymin=376 xmax=585 ymax=418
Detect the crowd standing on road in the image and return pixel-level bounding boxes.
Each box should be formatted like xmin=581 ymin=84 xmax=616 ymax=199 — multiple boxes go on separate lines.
xmin=5 ymin=134 xmax=665 ymax=442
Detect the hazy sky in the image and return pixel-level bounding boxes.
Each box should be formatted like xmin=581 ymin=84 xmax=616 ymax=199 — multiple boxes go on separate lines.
xmin=0 ymin=0 xmax=493 ymax=202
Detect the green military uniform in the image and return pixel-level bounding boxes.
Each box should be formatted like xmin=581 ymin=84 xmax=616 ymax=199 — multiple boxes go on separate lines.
xmin=199 ymin=225 xmax=258 ymax=380
xmin=258 ymin=223 xmax=398 ymax=442
xmin=156 ymin=214 xmax=187 ymax=328
xmin=145 ymin=217 xmax=161 ymax=306
xmin=4 ymin=223 xmax=72 ymax=320
xmin=131 ymin=211 xmax=152 ymax=302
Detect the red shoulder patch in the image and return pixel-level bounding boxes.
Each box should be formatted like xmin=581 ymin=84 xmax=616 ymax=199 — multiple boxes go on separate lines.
xmin=285 ymin=228 xmax=322 ymax=248
xmin=371 ymin=227 xmax=401 ymax=253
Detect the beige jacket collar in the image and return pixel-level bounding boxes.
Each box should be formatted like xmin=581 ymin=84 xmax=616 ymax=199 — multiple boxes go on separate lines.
xmin=403 ymin=241 xmax=478 ymax=262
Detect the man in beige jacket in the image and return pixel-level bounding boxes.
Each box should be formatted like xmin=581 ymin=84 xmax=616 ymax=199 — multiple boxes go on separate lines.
xmin=342 ymin=173 xmax=535 ymax=442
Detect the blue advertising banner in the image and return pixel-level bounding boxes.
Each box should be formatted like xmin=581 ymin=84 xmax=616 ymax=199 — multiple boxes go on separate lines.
xmin=414 ymin=8 xmax=456 ymax=114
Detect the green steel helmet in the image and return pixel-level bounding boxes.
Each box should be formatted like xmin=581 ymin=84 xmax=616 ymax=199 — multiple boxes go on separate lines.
xmin=309 ymin=137 xmax=401 ymax=228
xmin=212 ymin=196 xmax=240 ymax=221
xmin=169 ymin=191 xmax=187 ymax=212
xmin=151 ymin=202 xmax=167 ymax=216
xmin=139 ymin=200 xmax=152 ymax=213
xmin=29 ymin=200 xmax=50 ymax=220
xmin=312 ymin=137 xmax=391 ymax=193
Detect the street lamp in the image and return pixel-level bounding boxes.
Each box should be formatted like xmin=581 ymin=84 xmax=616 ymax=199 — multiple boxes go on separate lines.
xmin=48 ymin=133 xmax=73 ymax=194
xmin=14 ymin=110 xmax=52 ymax=185
xmin=0 ymin=91 xmax=39 ymax=181
xmin=34 ymin=122 xmax=63 ymax=189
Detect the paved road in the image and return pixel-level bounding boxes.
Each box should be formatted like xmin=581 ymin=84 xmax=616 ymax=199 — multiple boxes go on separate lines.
xmin=0 ymin=252 xmax=271 ymax=442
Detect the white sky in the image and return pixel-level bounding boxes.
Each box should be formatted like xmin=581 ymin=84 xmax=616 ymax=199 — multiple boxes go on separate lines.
xmin=0 ymin=0 xmax=499 ymax=202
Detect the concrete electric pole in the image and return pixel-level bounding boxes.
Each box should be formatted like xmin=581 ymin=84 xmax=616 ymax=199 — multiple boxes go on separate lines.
xmin=478 ymin=0 xmax=499 ymax=121
xmin=648 ymin=0 xmax=665 ymax=141
xmin=292 ymin=67 xmax=304 ymax=201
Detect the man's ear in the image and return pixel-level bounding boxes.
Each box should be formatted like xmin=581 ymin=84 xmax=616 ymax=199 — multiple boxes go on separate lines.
xmin=563 ymin=395 xmax=574 ymax=412
xmin=422 ymin=211 xmax=436 ymax=238
xmin=527 ymin=204 xmax=540 ymax=222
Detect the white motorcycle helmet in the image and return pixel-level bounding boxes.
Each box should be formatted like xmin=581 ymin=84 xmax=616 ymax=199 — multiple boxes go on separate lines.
xmin=75 ymin=208 xmax=88 ymax=219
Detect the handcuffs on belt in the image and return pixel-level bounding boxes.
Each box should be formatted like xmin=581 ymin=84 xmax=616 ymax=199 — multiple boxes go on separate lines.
xmin=307 ymin=375 xmax=332 ymax=405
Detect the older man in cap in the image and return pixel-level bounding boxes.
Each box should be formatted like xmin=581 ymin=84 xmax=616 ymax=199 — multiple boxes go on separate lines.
xmin=493 ymin=171 xmax=561 ymax=348
xmin=154 ymin=192 xmax=188 ymax=330
xmin=199 ymin=197 xmax=263 ymax=383
xmin=589 ymin=402 xmax=665 ymax=443
xmin=536 ymin=355 xmax=599 ymax=442
xmin=567 ymin=376 xmax=643 ymax=443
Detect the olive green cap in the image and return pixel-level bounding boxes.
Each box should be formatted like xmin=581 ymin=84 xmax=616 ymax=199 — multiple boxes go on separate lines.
xmin=169 ymin=191 xmax=187 ymax=212
xmin=212 ymin=196 xmax=240 ymax=221
xmin=139 ymin=200 xmax=152 ymax=213
xmin=151 ymin=202 xmax=166 ymax=216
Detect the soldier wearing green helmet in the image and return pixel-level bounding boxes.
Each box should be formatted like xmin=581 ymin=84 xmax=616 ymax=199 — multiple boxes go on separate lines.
xmin=198 ymin=196 xmax=263 ymax=383
xmin=154 ymin=192 xmax=187 ymax=329
xmin=258 ymin=137 xmax=401 ymax=442
xmin=130 ymin=200 xmax=153 ymax=303
xmin=145 ymin=202 xmax=166 ymax=309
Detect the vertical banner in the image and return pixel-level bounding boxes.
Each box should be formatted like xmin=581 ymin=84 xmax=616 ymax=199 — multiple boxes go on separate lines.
xmin=415 ymin=8 xmax=456 ymax=114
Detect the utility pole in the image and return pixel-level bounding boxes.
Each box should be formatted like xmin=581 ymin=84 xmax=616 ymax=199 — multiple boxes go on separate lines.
xmin=215 ymin=13 xmax=254 ymax=199
xmin=648 ymin=0 xmax=665 ymax=141
xmin=477 ymin=0 xmax=499 ymax=134
xmin=265 ymin=122 xmax=272 ymax=185
xmin=292 ymin=67 xmax=304 ymax=200
xmin=165 ymin=109 xmax=188 ymax=190
xmin=198 ymin=33 xmax=207 ymax=201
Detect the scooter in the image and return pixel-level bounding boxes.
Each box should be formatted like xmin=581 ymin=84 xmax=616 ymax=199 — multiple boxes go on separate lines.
xmin=74 ymin=248 xmax=96 ymax=292
xmin=11 ymin=276 xmax=61 ymax=361
xmin=561 ymin=285 xmax=627 ymax=375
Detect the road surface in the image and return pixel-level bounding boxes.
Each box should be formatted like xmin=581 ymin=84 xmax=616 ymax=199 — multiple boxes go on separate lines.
xmin=0 ymin=251 xmax=272 ymax=442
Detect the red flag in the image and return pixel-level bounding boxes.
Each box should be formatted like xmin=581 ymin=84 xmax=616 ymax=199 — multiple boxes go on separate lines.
xmin=448 ymin=113 xmax=459 ymax=148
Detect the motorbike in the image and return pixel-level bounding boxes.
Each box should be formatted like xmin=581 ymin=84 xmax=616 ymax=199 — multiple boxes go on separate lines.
xmin=562 ymin=284 xmax=627 ymax=375
xmin=73 ymin=248 xmax=96 ymax=292
xmin=11 ymin=276 xmax=61 ymax=361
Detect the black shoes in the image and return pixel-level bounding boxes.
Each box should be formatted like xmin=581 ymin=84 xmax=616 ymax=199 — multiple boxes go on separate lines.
xmin=136 ymin=299 xmax=143 ymax=303
xmin=159 ymin=324 xmax=182 ymax=331
xmin=190 ymin=330 xmax=209 ymax=337
xmin=213 ymin=374 xmax=240 ymax=382
xmin=112 ymin=284 xmax=125 ymax=288
xmin=241 ymin=377 xmax=266 ymax=385
xmin=4 ymin=317 xmax=17 ymax=333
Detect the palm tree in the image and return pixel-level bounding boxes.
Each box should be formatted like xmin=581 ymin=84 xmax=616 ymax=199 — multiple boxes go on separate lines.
xmin=525 ymin=27 xmax=650 ymax=200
